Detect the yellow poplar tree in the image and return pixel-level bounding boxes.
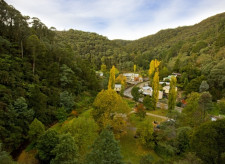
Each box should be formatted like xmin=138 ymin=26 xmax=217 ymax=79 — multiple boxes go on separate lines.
xmin=134 ymin=64 xmax=137 ymax=72
xmin=152 ymin=70 xmax=159 ymax=110
xmin=149 ymin=59 xmax=160 ymax=85
xmin=168 ymin=76 xmax=177 ymax=111
xmin=108 ymin=65 xmax=115 ymax=90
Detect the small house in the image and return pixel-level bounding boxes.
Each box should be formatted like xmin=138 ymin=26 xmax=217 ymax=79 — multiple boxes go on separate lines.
xmin=158 ymin=91 xmax=163 ymax=99
xmin=163 ymin=75 xmax=177 ymax=81
xmin=96 ymin=71 xmax=103 ymax=77
xmin=123 ymin=73 xmax=142 ymax=82
xmin=141 ymin=86 xmax=153 ymax=96
xmin=172 ymin=72 xmax=181 ymax=76
xmin=140 ymin=86 xmax=163 ymax=99
xmin=163 ymin=86 xmax=177 ymax=94
xmin=123 ymin=73 xmax=134 ymax=81
xmin=159 ymin=82 xmax=170 ymax=86
xmin=114 ymin=84 xmax=122 ymax=92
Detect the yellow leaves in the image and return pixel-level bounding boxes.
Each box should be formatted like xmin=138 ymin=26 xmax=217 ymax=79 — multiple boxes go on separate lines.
xmin=116 ymin=74 xmax=127 ymax=87
xmin=154 ymin=59 xmax=161 ymax=69
xmin=93 ymin=89 xmax=129 ymax=130
xmin=112 ymin=115 xmax=127 ymax=139
xmin=93 ymin=89 xmax=129 ymax=114
xmin=134 ymin=64 xmax=137 ymax=72
xmin=149 ymin=59 xmax=161 ymax=78
xmin=152 ymin=66 xmax=160 ymax=109
xmin=108 ymin=65 xmax=116 ymax=89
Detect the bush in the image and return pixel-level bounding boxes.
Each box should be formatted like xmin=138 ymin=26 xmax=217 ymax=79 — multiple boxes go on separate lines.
xmin=143 ymin=96 xmax=154 ymax=110
xmin=140 ymin=154 xmax=154 ymax=164
xmin=155 ymin=142 xmax=176 ymax=157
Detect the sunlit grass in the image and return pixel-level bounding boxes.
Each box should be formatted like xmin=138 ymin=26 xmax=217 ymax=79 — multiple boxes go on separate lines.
xmin=119 ymin=114 xmax=165 ymax=163
xmin=147 ymin=108 xmax=168 ymax=117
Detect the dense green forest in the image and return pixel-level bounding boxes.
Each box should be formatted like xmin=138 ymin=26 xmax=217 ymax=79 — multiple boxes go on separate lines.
xmin=0 ymin=0 xmax=225 ymax=163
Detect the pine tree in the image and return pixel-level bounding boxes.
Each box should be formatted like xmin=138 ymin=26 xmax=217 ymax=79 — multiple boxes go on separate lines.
xmin=108 ymin=65 xmax=116 ymax=89
xmin=152 ymin=71 xmax=159 ymax=110
xmin=168 ymin=76 xmax=177 ymax=111
xmin=85 ymin=128 xmax=123 ymax=164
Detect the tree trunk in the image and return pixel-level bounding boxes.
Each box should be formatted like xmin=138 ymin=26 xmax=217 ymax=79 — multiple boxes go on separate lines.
xmin=32 ymin=58 xmax=35 ymax=75
xmin=21 ymin=40 xmax=23 ymax=58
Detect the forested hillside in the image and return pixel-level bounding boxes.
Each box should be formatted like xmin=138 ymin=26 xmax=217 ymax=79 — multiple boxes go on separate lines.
xmin=0 ymin=0 xmax=225 ymax=163
xmin=55 ymin=13 xmax=225 ymax=100
xmin=122 ymin=12 xmax=225 ymax=100
xmin=0 ymin=0 xmax=99 ymax=154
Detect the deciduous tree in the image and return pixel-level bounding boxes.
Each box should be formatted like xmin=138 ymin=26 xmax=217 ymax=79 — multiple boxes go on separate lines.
xmin=131 ymin=86 xmax=140 ymax=102
xmin=108 ymin=65 xmax=115 ymax=89
xmin=92 ymin=89 xmax=129 ymax=135
xmin=152 ymin=71 xmax=159 ymax=110
xmin=143 ymin=96 xmax=154 ymax=110
xmin=134 ymin=64 xmax=137 ymax=72
xmin=62 ymin=114 xmax=98 ymax=160
xmin=136 ymin=118 xmax=154 ymax=148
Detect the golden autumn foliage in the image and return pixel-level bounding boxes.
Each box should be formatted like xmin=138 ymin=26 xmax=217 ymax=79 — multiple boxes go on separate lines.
xmin=152 ymin=70 xmax=159 ymax=110
xmin=116 ymin=74 xmax=127 ymax=86
xmin=92 ymin=89 xmax=129 ymax=137
xmin=108 ymin=65 xmax=116 ymax=89
xmin=149 ymin=59 xmax=161 ymax=83
xmin=168 ymin=76 xmax=177 ymax=111
xmin=134 ymin=64 xmax=137 ymax=72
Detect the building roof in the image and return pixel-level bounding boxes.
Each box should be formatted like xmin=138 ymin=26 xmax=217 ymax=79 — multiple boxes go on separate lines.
xmin=159 ymin=82 xmax=170 ymax=85
xmin=115 ymin=84 xmax=122 ymax=88
xmin=142 ymin=86 xmax=153 ymax=91
xmin=163 ymin=86 xmax=170 ymax=90
xmin=123 ymin=73 xmax=134 ymax=77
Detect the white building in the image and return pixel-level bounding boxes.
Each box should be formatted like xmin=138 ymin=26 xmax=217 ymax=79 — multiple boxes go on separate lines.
xmin=159 ymin=82 xmax=170 ymax=86
xmin=140 ymin=86 xmax=163 ymax=99
xmin=114 ymin=84 xmax=122 ymax=92
xmin=123 ymin=73 xmax=134 ymax=81
xmin=123 ymin=73 xmax=141 ymax=82
xmin=163 ymin=75 xmax=177 ymax=81
xmin=163 ymin=86 xmax=178 ymax=94
xmin=141 ymin=86 xmax=153 ymax=96
xmin=96 ymin=71 xmax=103 ymax=77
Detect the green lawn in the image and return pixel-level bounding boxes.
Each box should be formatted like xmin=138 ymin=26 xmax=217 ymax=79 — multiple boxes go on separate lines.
xmin=119 ymin=114 xmax=165 ymax=163
xmin=119 ymin=123 xmax=160 ymax=164
xmin=148 ymin=108 xmax=168 ymax=117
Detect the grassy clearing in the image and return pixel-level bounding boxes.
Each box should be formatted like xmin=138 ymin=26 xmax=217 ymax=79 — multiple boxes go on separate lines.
xmin=119 ymin=114 xmax=165 ymax=163
xmin=147 ymin=108 xmax=168 ymax=117
xmin=119 ymin=123 xmax=159 ymax=164
xmin=129 ymin=113 xmax=166 ymax=127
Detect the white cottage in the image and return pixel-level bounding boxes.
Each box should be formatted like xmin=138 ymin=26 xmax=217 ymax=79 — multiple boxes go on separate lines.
xmin=114 ymin=84 xmax=122 ymax=92
xmin=163 ymin=86 xmax=178 ymax=94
